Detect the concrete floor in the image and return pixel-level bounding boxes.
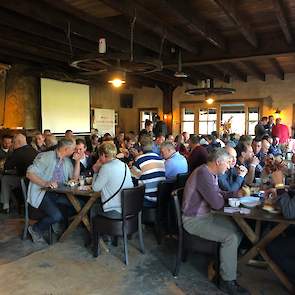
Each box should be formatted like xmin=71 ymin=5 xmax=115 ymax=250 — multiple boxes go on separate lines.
xmin=0 ymin=214 xmax=289 ymax=295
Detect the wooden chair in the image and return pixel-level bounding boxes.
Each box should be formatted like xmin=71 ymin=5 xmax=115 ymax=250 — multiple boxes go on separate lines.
xmin=92 ymin=185 xmax=145 ymax=265
xmin=171 ymin=187 xmax=220 ymax=279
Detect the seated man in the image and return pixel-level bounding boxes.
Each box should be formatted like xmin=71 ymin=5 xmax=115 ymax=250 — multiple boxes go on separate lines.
xmin=251 ymin=137 xmax=264 ymax=177
xmin=265 ymin=170 xmax=295 ymax=284
xmin=31 ymin=131 xmax=46 ymax=152
xmin=152 ymin=133 xmax=165 ymax=156
xmin=187 ymin=135 xmax=208 ymax=173
xmin=182 ymin=148 xmax=248 ymax=294
xmin=92 ymin=142 xmax=133 ymax=215
xmin=268 ymin=136 xmax=282 ymax=156
xmin=0 ymin=134 xmax=38 ymax=213
xmin=64 ymin=130 xmax=74 ymax=140
xmin=236 ymin=143 xmax=260 ymax=185
xmin=26 ymin=138 xmax=81 ymax=243
xmin=131 ymin=135 xmax=165 ymax=207
xmin=160 ymin=141 xmax=188 ymax=182
xmin=45 ymin=134 xmax=58 ymax=151
xmin=74 ymin=139 xmax=93 ymax=176
xmin=218 ymin=146 xmax=248 ymax=192
xmin=0 ymin=135 xmax=13 ymax=160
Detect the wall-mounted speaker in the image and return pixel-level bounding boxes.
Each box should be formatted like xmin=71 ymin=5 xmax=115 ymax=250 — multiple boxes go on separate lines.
xmin=120 ymin=94 xmax=133 ymax=108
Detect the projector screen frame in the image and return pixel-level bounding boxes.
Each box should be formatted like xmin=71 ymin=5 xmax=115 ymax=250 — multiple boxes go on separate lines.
xmin=40 ymin=78 xmax=91 ymax=135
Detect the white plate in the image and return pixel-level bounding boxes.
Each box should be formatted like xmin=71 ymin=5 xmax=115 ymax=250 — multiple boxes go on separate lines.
xmin=240 ymin=196 xmax=261 ymax=208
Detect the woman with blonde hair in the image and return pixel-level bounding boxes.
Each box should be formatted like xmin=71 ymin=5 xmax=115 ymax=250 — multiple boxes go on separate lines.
xmin=92 ymin=142 xmax=133 ymax=215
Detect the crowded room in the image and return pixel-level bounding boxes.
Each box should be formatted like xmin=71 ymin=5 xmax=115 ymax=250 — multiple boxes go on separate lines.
xmin=0 ymin=1 xmax=295 ymax=294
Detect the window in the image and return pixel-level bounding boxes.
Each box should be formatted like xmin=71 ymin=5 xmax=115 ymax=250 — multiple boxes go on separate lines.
xmin=221 ymin=104 xmax=245 ymax=135
xmin=139 ymin=110 xmax=157 ymax=130
xmin=248 ymin=107 xmax=259 ymax=135
xmin=181 ymin=107 xmax=195 ymax=134
xmin=199 ymin=108 xmax=217 ymax=135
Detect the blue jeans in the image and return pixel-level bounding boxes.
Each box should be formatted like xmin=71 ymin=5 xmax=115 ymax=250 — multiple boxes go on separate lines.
xmin=33 ymin=191 xmax=73 ymax=233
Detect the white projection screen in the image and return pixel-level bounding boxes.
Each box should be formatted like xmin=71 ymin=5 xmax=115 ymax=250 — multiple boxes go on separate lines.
xmin=41 ymin=78 xmax=90 ymax=134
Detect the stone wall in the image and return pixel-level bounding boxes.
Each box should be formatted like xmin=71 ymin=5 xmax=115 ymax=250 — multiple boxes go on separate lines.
xmin=0 ymin=64 xmax=40 ymax=130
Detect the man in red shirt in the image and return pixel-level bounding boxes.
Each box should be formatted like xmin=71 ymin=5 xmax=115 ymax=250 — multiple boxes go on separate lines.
xmin=271 ymin=118 xmax=290 ymax=144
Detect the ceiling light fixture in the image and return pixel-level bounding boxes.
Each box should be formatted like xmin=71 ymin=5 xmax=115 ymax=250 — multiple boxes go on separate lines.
xmin=107 ymin=70 xmax=126 ymax=88
xmin=206 ymin=97 xmax=214 ymax=104
xmin=174 ymin=49 xmax=188 ymax=78
xmin=185 ymin=79 xmax=235 ymax=97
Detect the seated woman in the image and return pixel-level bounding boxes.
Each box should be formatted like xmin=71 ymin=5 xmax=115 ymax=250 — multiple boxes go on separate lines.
xmin=92 ymin=142 xmax=133 ymax=216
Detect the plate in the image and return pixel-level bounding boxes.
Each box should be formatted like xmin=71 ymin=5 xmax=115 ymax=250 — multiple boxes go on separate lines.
xmin=262 ymin=206 xmax=281 ymax=214
xmin=240 ymin=196 xmax=261 ymax=208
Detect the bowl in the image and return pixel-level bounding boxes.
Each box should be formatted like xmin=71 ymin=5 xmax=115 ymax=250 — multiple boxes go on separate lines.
xmin=228 ymin=198 xmax=240 ymax=208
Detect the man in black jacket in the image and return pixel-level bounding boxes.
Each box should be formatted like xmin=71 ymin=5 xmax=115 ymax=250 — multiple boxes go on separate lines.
xmin=0 ymin=135 xmax=13 ymax=161
xmin=0 ymin=133 xmax=38 ymax=213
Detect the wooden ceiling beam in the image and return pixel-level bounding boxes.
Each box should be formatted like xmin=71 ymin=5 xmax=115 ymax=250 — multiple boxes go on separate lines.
xmin=164 ymin=34 xmax=295 ymax=68
xmin=143 ymin=72 xmax=182 ymax=87
xmin=272 ymin=0 xmax=293 ymax=44
xmin=269 ymin=58 xmax=285 ymax=80
xmin=99 ymin=0 xmax=198 ymax=54
xmin=41 ymin=0 xmax=164 ymax=55
xmin=157 ymin=0 xmax=226 ymax=50
xmin=0 ymin=9 xmax=99 ymax=54
xmin=213 ymin=0 xmax=258 ymax=47
xmin=213 ymin=63 xmax=247 ymax=82
xmin=193 ymin=65 xmax=230 ymax=83
xmin=0 ymin=1 xmax=132 ymax=54
xmin=242 ymin=61 xmax=266 ymax=81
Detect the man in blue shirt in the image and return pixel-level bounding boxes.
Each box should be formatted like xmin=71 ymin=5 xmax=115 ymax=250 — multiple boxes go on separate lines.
xmin=160 ymin=141 xmax=188 ymax=181
xmin=218 ymin=146 xmax=247 ymax=192
xmin=152 ymin=134 xmax=165 ymax=156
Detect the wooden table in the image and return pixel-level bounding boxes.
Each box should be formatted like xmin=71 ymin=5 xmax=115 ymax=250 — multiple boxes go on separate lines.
xmin=45 ymin=185 xmax=100 ymax=242
xmin=214 ymin=208 xmax=295 ymax=293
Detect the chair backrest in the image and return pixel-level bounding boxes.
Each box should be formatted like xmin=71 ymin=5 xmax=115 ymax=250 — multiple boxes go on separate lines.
xmin=20 ymin=177 xmax=29 ymax=201
xmin=171 ymin=188 xmax=184 ymax=233
xmin=121 ymin=185 xmax=145 ymax=219
xmin=157 ymin=180 xmax=175 ymax=205
xmin=176 ymin=173 xmax=189 ymax=188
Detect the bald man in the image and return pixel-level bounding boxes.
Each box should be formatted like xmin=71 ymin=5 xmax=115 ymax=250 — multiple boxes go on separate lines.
xmin=218 ymin=146 xmax=248 ymax=192
xmin=0 ymin=133 xmax=38 ymax=213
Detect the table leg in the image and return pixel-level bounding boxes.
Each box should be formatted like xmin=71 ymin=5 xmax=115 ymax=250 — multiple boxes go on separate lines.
xmin=255 ymin=220 xmax=261 ymax=237
xmin=66 ymin=193 xmax=91 ymax=231
xmin=259 ymin=249 xmax=294 ymax=293
xmin=59 ymin=195 xmax=98 ymax=242
xmin=233 ymin=216 xmax=258 ymax=243
xmin=240 ymin=222 xmax=289 ymax=264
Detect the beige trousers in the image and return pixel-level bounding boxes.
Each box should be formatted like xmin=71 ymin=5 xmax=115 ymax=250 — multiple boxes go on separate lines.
xmin=183 ymin=213 xmax=242 ymax=281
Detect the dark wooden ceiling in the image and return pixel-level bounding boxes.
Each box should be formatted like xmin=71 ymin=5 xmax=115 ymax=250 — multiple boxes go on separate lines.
xmin=1 ymin=0 xmax=295 ymax=88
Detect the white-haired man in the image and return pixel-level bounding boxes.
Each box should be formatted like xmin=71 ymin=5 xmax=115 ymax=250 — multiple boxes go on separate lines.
xmin=182 ymin=148 xmax=248 ymax=294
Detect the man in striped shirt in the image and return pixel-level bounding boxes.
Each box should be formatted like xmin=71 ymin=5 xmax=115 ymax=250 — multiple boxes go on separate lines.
xmin=131 ymin=135 xmax=165 ymax=207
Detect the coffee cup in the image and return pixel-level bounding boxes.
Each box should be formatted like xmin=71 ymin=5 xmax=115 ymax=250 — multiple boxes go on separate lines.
xmin=228 ymin=198 xmax=240 ymax=208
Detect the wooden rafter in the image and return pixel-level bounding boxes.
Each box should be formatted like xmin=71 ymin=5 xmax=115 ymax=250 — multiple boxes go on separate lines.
xmin=212 ymin=63 xmax=247 ymax=82
xmin=213 ymin=0 xmax=258 ymax=48
xmin=242 ymin=61 xmax=266 ymax=81
xmin=157 ymin=0 xmax=226 ymax=50
xmin=164 ymin=33 xmax=295 ymax=68
xmin=272 ymin=0 xmax=293 ymax=44
xmin=269 ymin=58 xmax=285 ymax=80
xmin=99 ymin=0 xmax=198 ymax=54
